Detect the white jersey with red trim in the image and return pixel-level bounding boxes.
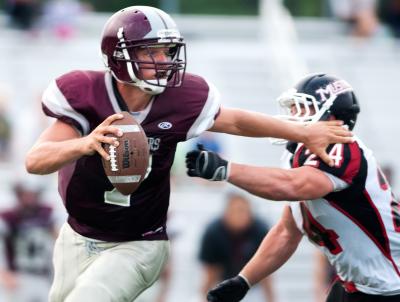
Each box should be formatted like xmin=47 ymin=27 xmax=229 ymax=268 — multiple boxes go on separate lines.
xmin=286 ymin=137 xmax=400 ymax=295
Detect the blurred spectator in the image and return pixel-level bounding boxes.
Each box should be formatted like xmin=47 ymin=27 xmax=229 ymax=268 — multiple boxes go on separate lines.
xmin=0 ymin=87 xmax=11 ymax=162
xmin=0 ymin=111 xmax=11 ymax=162
xmin=40 ymin=0 xmax=89 ymax=40
xmin=0 ymin=178 xmax=57 ymax=302
xmin=5 ymin=0 xmax=41 ymax=31
xmin=380 ymin=0 xmax=400 ymax=38
xmin=198 ymin=193 xmax=275 ymax=302
xmin=328 ymin=0 xmax=379 ymax=37
xmin=194 ymin=132 xmax=224 ymax=154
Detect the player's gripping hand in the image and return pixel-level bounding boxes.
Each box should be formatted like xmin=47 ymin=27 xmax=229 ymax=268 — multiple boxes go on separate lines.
xmin=207 ymin=275 xmax=250 ymax=302
xmin=185 ymin=145 xmax=229 ymax=181
xmin=81 ymin=113 xmax=124 ymax=161
xmin=303 ymin=120 xmax=353 ymax=167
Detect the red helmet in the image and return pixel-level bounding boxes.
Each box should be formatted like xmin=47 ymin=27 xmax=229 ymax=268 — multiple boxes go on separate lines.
xmin=100 ymin=6 xmax=186 ymax=95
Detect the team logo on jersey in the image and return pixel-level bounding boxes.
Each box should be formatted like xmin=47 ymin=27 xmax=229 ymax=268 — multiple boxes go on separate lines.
xmin=158 ymin=122 xmax=172 ymax=130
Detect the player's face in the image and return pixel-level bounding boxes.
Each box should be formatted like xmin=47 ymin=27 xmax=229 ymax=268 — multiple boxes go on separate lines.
xmin=135 ymin=46 xmax=173 ymax=80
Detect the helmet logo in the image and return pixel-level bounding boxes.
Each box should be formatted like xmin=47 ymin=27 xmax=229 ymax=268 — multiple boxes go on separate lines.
xmin=158 ymin=122 xmax=172 ymax=129
xmin=315 ymin=80 xmax=353 ymax=102
xmin=157 ymin=29 xmax=180 ymax=39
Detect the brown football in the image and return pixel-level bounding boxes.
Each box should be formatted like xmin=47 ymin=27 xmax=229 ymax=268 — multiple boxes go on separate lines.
xmin=102 ymin=112 xmax=150 ymax=195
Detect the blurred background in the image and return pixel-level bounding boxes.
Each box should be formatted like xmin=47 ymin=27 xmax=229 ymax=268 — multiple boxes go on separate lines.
xmin=0 ymin=0 xmax=399 ymax=301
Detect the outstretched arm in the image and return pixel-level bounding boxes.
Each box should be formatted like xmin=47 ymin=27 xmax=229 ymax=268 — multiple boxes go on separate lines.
xmin=186 ymin=147 xmax=334 ymax=201
xmin=209 ymin=107 xmax=352 ymax=166
xmin=228 ymin=164 xmax=334 ymax=201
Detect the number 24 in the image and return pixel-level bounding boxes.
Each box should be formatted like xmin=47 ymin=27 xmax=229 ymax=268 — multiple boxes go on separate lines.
xmin=304 ymin=144 xmax=344 ymax=167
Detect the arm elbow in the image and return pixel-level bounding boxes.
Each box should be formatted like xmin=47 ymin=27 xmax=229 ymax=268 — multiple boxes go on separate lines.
xmin=25 ymin=153 xmax=47 ymax=175
xmin=25 ymin=156 xmax=39 ymax=174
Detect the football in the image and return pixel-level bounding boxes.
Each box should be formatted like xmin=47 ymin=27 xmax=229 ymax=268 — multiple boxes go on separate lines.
xmin=102 ymin=112 xmax=150 ymax=195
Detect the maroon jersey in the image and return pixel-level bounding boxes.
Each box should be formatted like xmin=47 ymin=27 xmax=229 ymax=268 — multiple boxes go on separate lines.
xmin=42 ymin=71 xmax=220 ymax=241
xmin=0 ymin=205 xmax=55 ymax=276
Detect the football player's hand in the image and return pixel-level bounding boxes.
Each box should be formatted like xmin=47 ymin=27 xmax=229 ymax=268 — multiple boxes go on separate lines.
xmin=303 ymin=121 xmax=353 ymax=167
xmin=185 ymin=144 xmax=229 ymax=181
xmin=82 ymin=113 xmax=124 ymax=160
xmin=207 ymin=275 xmax=250 ymax=302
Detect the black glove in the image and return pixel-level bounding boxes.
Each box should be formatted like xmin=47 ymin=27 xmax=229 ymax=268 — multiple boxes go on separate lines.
xmin=185 ymin=144 xmax=229 ymax=181
xmin=207 ymin=275 xmax=250 ymax=302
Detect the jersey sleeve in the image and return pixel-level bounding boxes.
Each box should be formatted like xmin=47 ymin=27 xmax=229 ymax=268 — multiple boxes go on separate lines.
xmin=294 ymin=142 xmax=363 ymax=186
xmin=186 ymin=79 xmax=221 ymax=139
xmin=42 ymin=71 xmax=91 ymax=135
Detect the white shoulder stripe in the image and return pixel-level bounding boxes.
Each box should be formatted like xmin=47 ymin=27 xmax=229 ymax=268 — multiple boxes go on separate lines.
xmin=104 ymin=72 xmax=122 ymax=113
xmin=42 ymin=80 xmax=90 ymax=135
xmin=186 ymin=79 xmax=221 ymax=140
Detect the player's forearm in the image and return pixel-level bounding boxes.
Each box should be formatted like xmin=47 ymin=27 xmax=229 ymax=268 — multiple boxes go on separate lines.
xmin=25 ymin=138 xmax=88 ymax=174
xmin=220 ymin=109 xmax=306 ymax=140
xmin=228 ymin=163 xmax=300 ymax=201
xmin=240 ymin=223 xmax=301 ymax=286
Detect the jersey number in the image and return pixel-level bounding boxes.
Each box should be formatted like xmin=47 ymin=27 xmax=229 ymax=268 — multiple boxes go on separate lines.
xmin=104 ymin=155 xmax=153 ymax=207
xmin=304 ymin=144 xmax=343 ymax=167
xmin=301 ymin=205 xmax=343 ymax=255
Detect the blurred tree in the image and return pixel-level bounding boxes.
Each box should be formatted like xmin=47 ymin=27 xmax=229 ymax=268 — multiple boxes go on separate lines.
xmin=284 ymin=0 xmax=324 ymax=16
xmin=181 ymin=0 xmax=258 ymax=15
xmin=81 ymin=0 xmax=159 ymax=12
xmin=79 ymin=0 xmax=259 ymax=15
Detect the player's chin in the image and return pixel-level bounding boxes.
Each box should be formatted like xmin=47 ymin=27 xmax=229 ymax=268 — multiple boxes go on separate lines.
xmin=142 ymin=73 xmax=168 ymax=81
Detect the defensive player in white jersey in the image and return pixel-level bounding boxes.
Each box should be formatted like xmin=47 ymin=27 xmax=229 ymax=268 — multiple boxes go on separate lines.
xmin=186 ymin=73 xmax=400 ymax=302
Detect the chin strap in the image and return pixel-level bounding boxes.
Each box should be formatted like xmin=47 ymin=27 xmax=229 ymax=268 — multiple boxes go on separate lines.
xmin=136 ymin=79 xmax=166 ymax=95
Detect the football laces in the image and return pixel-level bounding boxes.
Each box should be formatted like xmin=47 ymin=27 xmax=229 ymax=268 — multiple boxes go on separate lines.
xmin=109 ymin=145 xmax=118 ymax=171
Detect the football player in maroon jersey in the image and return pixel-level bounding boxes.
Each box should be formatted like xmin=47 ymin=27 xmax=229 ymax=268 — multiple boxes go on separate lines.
xmin=0 ymin=180 xmax=57 ymax=302
xmin=187 ymin=74 xmax=400 ymax=302
xmin=25 ymin=6 xmax=352 ymax=302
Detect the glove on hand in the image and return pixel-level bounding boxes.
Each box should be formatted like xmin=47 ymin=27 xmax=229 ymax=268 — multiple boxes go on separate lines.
xmin=185 ymin=144 xmax=229 ymax=181
xmin=207 ymin=275 xmax=250 ymax=302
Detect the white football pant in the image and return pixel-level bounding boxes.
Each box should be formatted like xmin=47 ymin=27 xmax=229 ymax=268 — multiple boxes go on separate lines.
xmin=49 ymin=223 xmax=170 ymax=302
